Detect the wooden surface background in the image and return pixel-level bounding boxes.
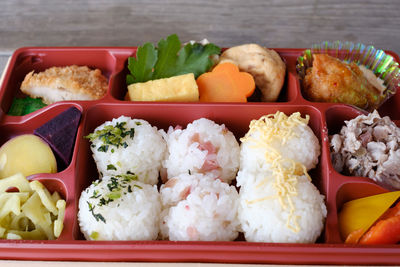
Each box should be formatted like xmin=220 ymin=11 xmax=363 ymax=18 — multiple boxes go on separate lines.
xmin=0 ymin=0 xmax=399 ymax=54
xmin=2 ymin=0 xmax=399 ymax=78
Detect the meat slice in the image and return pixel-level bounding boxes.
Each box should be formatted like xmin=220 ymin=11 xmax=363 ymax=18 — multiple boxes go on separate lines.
xmin=330 ymin=110 xmax=400 ymax=189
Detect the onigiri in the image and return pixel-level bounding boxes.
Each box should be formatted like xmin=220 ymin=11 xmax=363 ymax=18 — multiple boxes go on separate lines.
xmin=86 ymin=116 xmax=166 ymax=185
xmin=159 ymin=173 xmax=240 ymax=241
xmin=237 ymin=111 xmax=326 ymax=243
xmin=237 ymin=111 xmax=320 ymax=187
xmin=78 ymin=175 xmax=161 ymax=240
xmin=162 ymin=118 xmax=240 ymax=183
xmin=238 ymin=174 xmax=327 ymax=243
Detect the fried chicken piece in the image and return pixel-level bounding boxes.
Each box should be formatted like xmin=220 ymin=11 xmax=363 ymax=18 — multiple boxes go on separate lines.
xmin=303 ymin=54 xmax=383 ymax=110
xmin=20 ymin=65 xmax=108 ymax=104
xmin=219 ymin=44 xmax=286 ymax=102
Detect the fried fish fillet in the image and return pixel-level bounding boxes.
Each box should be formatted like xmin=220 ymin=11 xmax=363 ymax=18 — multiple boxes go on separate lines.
xmin=20 ymin=65 xmax=108 ymax=104
xmin=303 ymin=54 xmax=383 ymax=110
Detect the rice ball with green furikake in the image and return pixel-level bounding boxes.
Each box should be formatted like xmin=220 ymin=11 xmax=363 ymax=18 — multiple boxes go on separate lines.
xmin=86 ymin=116 xmax=166 ymax=185
xmin=78 ymin=174 xmax=161 ymax=240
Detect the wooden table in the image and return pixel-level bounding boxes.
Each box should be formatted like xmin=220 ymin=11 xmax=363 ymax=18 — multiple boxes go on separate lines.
xmin=0 ymin=0 xmax=399 ymax=265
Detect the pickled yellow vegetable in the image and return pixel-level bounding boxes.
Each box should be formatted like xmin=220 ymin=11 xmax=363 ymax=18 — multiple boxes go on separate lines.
xmin=0 ymin=134 xmax=57 ymax=179
xmin=30 ymin=180 xmax=57 ymax=215
xmin=0 ymin=173 xmax=32 ymax=193
xmin=54 ymin=199 xmax=66 ymax=237
xmin=338 ymin=191 xmax=400 ymax=240
xmin=0 ymin=194 xmax=21 ymax=219
xmin=0 ymin=174 xmax=65 ymax=240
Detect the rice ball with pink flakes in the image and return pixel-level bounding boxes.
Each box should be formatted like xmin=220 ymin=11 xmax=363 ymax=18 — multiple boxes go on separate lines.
xmin=159 ymin=172 xmax=240 ymax=241
xmin=162 ymin=118 xmax=240 ymax=183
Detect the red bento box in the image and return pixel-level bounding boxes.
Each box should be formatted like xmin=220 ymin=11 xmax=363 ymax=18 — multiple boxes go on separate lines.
xmin=0 ymin=47 xmax=399 ymax=265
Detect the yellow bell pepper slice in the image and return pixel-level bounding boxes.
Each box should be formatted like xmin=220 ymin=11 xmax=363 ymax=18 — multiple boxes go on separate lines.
xmin=338 ymin=191 xmax=400 ymax=240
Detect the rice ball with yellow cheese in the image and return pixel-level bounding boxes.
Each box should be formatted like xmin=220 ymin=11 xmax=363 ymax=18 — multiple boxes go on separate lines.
xmin=238 ymin=174 xmax=327 ymax=243
xmin=237 ymin=111 xmax=326 ymax=243
xmin=236 ymin=111 xmax=320 ymax=187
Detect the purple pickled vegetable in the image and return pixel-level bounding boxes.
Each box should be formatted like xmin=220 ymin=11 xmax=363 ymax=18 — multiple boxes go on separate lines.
xmin=34 ymin=107 xmax=82 ymax=168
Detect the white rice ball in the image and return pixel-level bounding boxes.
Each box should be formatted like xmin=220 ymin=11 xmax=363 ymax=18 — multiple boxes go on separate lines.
xmin=87 ymin=116 xmax=166 ymax=185
xmin=160 ymin=173 xmax=240 ymax=241
xmin=237 ymin=112 xmax=320 ymax=187
xmin=162 ymin=118 xmax=240 ymax=183
xmin=78 ymin=175 xmax=161 ymax=241
xmin=238 ymin=174 xmax=327 ymax=243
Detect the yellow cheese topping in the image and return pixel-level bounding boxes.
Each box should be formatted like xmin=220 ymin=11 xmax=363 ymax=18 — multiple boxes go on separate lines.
xmin=241 ymin=111 xmax=311 ymax=232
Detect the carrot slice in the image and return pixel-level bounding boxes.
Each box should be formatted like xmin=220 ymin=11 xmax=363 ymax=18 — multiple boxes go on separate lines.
xmin=359 ymin=215 xmax=400 ymax=244
xmin=345 ymin=228 xmax=364 ymax=244
xmin=196 ymin=62 xmax=255 ymax=102
xmin=379 ymin=201 xmax=400 ymax=221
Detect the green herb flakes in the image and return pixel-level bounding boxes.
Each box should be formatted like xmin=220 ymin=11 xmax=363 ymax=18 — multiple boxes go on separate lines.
xmin=117 ymin=173 xmax=138 ymax=182
xmin=88 ymin=173 xmax=142 ymax=221
xmin=98 ymin=145 xmax=109 ymax=152
xmin=107 ymin=191 xmax=121 ymax=200
xmin=90 ymin=190 xmax=101 ymax=199
xmin=107 ymin=177 xmax=119 ymax=191
xmin=134 ymin=184 xmax=143 ymax=189
xmin=107 ymin=164 xmax=117 ymax=171
xmin=87 ymin=201 xmax=106 ymax=223
xmin=85 ymin=121 xmax=136 ymax=153
xmin=90 ymin=231 xmax=99 ymax=240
